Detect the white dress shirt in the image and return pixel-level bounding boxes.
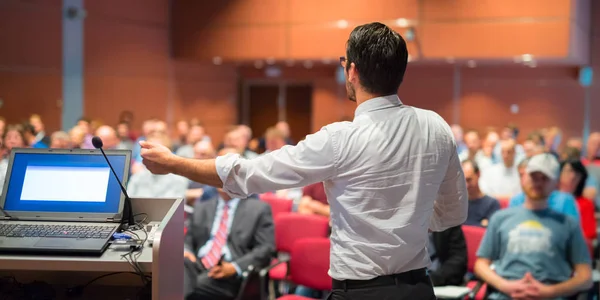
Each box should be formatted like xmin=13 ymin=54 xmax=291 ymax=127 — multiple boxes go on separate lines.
xmin=215 ymin=95 xmax=468 ymax=280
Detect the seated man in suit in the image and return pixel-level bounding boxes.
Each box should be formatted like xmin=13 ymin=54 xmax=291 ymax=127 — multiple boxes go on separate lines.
xmin=184 ymin=148 xmax=276 ymax=300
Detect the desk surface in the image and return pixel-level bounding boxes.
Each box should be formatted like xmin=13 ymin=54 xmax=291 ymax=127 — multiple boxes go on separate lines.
xmin=0 ymin=228 xmax=153 ymax=273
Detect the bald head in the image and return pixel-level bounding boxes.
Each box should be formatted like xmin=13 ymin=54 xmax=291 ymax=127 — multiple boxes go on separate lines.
xmin=95 ymin=125 xmax=119 ymax=149
xmin=194 ymin=140 xmax=215 ymax=160
xmin=275 ymin=121 xmax=290 ymax=138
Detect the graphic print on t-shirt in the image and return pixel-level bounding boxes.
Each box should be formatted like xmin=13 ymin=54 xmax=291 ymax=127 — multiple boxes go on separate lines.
xmin=507 ymin=220 xmax=554 ymax=256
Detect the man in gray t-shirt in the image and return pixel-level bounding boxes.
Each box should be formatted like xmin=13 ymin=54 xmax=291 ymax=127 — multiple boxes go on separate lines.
xmin=475 ymin=154 xmax=593 ymax=300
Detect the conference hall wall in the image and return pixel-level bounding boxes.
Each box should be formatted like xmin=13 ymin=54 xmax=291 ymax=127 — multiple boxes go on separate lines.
xmin=1 ymin=0 xmax=600 ymax=145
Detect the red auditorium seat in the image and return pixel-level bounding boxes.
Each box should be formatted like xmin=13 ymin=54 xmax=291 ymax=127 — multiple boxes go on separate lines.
xmin=260 ymin=193 xmax=294 ymax=220
xmin=462 ymin=225 xmax=488 ymax=300
xmin=260 ymin=213 xmax=330 ymax=298
xmin=276 ymin=238 xmax=331 ymax=300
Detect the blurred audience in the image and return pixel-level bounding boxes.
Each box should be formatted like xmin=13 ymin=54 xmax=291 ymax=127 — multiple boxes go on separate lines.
xmin=461 ymin=160 xmax=500 ymax=227
xmin=176 ymin=124 xmax=210 ymax=158
xmin=559 ymin=160 xmax=597 ymax=240
xmin=29 ymin=114 xmax=50 ymax=146
xmin=475 ymin=154 xmax=592 ymax=300
xmin=50 ymin=131 xmax=71 ymax=149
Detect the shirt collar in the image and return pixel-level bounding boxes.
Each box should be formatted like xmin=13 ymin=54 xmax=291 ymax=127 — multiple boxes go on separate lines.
xmin=354 ymin=95 xmax=403 ymax=118
xmin=218 ymin=196 xmax=241 ymax=210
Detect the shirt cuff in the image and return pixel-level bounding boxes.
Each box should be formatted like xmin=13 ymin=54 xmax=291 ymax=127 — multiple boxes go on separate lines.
xmin=232 ymin=262 xmax=242 ymax=276
xmin=215 ymin=153 xmax=245 ymax=198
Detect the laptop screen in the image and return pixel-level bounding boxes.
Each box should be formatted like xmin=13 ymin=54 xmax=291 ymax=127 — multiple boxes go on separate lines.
xmin=3 ymin=152 xmax=128 ymax=214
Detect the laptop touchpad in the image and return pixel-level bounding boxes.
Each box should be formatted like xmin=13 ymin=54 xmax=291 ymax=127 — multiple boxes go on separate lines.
xmin=35 ymin=238 xmax=74 ymax=248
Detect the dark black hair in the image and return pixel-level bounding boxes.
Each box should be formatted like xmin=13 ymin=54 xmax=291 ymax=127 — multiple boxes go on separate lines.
xmin=461 ymin=159 xmax=480 ymax=174
xmin=346 ymin=22 xmax=408 ymax=96
xmin=560 ymin=159 xmax=588 ymax=198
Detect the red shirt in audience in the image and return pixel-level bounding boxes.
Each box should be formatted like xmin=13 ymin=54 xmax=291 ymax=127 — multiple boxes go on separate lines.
xmin=302 ymin=182 xmax=327 ymax=205
xmin=576 ymin=196 xmax=597 ymax=240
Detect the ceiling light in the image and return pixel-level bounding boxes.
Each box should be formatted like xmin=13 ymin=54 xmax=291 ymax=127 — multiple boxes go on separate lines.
xmin=303 ymin=60 xmax=313 ymax=69
xmin=395 ymin=18 xmax=409 ymax=27
xmin=321 ymin=58 xmax=332 ymax=65
xmin=254 ymin=60 xmax=264 ymax=69
xmin=446 ymin=57 xmax=455 ymax=64
xmin=467 ymin=60 xmax=476 ymax=68
xmin=285 ymin=59 xmax=295 ymax=67
xmin=336 ymin=20 xmax=349 ymax=29
xmin=521 ymin=54 xmax=533 ymax=62
xmin=266 ymin=57 xmax=276 ymax=65
xmin=212 ymin=56 xmax=222 ymax=65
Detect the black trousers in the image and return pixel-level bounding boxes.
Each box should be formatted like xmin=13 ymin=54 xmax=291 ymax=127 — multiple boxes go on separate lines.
xmin=327 ymin=268 xmax=436 ymax=300
xmin=184 ymin=258 xmax=241 ymax=300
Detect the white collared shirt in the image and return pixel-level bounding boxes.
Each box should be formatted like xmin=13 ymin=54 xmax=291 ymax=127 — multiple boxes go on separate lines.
xmin=216 ymin=95 xmax=468 ymax=280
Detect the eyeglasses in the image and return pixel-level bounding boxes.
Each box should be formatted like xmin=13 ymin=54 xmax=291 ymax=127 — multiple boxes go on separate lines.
xmin=339 ymin=56 xmax=346 ymax=68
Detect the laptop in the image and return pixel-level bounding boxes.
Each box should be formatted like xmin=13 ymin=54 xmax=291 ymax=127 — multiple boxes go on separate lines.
xmin=0 ymin=148 xmax=131 ymax=255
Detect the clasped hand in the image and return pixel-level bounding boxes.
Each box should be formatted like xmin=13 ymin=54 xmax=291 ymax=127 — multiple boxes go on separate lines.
xmin=501 ymin=272 xmax=554 ymax=300
xmin=184 ymin=251 xmax=237 ymax=279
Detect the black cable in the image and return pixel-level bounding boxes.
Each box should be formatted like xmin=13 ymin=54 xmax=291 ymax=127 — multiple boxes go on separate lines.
xmin=65 ymin=272 xmax=140 ymax=298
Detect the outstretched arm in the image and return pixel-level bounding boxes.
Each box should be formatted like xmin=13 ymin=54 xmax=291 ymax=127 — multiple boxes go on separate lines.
xmin=141 ymin=128 xmax=337 ymax=199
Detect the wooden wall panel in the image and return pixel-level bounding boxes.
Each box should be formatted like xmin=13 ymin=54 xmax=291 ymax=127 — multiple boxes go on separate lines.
xmin=288 ymin=0 xmax=418 ymax=23
xmin=421 ymin=0 xmax=571 ymax=19
xmin=193 ymin=26 xmax=287 ymax=60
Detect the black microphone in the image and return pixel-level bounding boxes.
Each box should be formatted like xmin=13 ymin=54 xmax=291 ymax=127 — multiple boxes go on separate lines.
xmin=92 ymin=136 xmax=135 ymax=230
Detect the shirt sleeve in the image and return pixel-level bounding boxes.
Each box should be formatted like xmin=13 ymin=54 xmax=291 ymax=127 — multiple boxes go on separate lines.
xmin=215 ymin=128 xmax=338 ymax=199
xmin=429 ymin=147 xmax=469 ymax=232
xmin=568 ymin=218 xmax=592 ymax=265
xmin=476 ymin=213 xmax=501 ymax=260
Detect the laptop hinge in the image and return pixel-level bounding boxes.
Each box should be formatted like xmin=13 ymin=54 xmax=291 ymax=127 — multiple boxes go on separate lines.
xmin=106 ymin=218 xmax=115 ymax=222
xmin=2 ymin=216 xmax=12 ymax=220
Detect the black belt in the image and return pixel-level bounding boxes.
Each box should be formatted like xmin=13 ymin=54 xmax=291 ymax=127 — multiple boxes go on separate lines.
xmin=332 ymin=268 xmax=428 ymax=291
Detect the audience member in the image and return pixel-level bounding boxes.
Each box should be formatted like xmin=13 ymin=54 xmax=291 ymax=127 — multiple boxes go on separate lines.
xmin=479 ymin=139 xmax=521 ymax=199
xmin=451 ymin=124 xmax=466 ymax=154
xmin=475 ymin=153 xmax=592 ymax=300
xmin=0 ymin=117 xmax=5 ymax=137
xmin=176 ymin=124 xmax=210 ymax=158
xmin=275 ymin=121 xmax=294 ymax=145
xmin=427 ymin=225 xmax=467 ymax=286
xmin=116 ymin=122 xmax=134 ymax=150
xmin=127 ymin=132 xmax=189 ymax=198
xmin=544 ymin=126 xmax=562 ymax=156
xmin=183 ymin=147 xmax=275 ymax=300
xmin=298 ymin=182 xmax=329 ymax=217
xmin=493 ymin=125 xmax=525 ymax=165
xmin=478 ymin=131 xmax=498 ymax=171
xmin=186 ymin=141 xmax=217 ymax=205
xmin=0 ymin=125 xmax=26 ymax=192
xmin=566 ymin=137 xmax=583 ymax=153
xmin=458 ymin=130 xmax=481 ymax=161
xmin=77 ymin=117 xmax=94 ymax=149
xmin=522 ymin=131 xmax=545 ymax=159
xmin=174 ymin=119 xmax=190 ymax=151
xmin=461 ymin=160 xmax=500 ymax=227
xmin=69 ymin=125 xmax=85 ymax=149
xmin=509 ymin=158 xmax=580 ymax=221
xmin=224 ymin=127 xmax=258 ymax=159
xmin=95 ymin=125 xmax=128 ymax=150
xmin=29 ymin=114 xmax=50 ymax=146
xmin=264 ymin=127 xmax=287 ymax=153
xmin=50 ymin=131 xmax=71 ymax=149
xmin=559 ymin=159 xmax=597 ymax=240
xmin=22 ymin=123 xmax=47 ymax=148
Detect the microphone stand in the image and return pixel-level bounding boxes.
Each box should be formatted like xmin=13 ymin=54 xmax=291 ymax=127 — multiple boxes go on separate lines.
xmin=97 ymin=148 xmax=135 ymax=230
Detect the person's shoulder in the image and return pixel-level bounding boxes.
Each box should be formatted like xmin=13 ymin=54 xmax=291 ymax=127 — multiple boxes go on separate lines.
xmin=489 ymin=207 xmax=521 ymax=223
xmin=321 ymin=121 xmax=354 ymax=133
xmin=481 ymin=195 xmax=501 ymax=205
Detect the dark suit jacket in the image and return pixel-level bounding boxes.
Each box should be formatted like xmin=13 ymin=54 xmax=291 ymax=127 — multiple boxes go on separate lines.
xmin=429 ymin=226 xmax=468 ymax=286
xmin=185 ymin=195 xmax=275 ymax=272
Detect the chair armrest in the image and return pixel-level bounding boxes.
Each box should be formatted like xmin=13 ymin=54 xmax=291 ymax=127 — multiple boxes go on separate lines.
xmin=258 ymin=257 xmax=290 ymax=278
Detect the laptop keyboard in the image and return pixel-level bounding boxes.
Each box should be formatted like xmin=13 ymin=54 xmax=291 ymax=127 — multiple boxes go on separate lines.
xmin=0 ymin=224 xmax=116 ymax=239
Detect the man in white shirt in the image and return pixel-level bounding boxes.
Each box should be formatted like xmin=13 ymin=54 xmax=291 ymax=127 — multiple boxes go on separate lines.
xmin=479 ymin=139 xmax=522 ymax=199
xmin=140 ymin=22 xmax=468 ymax=300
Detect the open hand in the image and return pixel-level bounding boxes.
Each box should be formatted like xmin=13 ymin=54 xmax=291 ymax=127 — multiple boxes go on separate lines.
xmin=140 ymin=141 xmax=175 ymax=174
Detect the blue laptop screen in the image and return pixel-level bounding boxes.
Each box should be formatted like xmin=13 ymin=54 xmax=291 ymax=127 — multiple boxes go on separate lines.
xmin=3 ymin=153 xmax=127 ymax=213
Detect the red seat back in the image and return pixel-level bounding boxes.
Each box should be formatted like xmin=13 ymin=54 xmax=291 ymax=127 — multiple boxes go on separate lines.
xmin=497 ymin=198 xmax=510 ymax=209
xmin=462 ymin=225 xmax=487 ymax=273
xmin=260 ymin=194 xmax=293 ymax=220
xmin=274 ymin=213 xmax=330 ymax=253
xmin=289 ymin=238 xmax=331 ymax=291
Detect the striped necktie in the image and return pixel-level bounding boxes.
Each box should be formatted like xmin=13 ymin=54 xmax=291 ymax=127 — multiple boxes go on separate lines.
xmin=201 ymin=204 xmax=230 ymax=269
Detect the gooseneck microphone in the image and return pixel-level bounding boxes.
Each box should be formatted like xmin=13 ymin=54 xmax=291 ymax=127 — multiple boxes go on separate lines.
xmin=92 ymin=136 xmax=135 ymax=230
